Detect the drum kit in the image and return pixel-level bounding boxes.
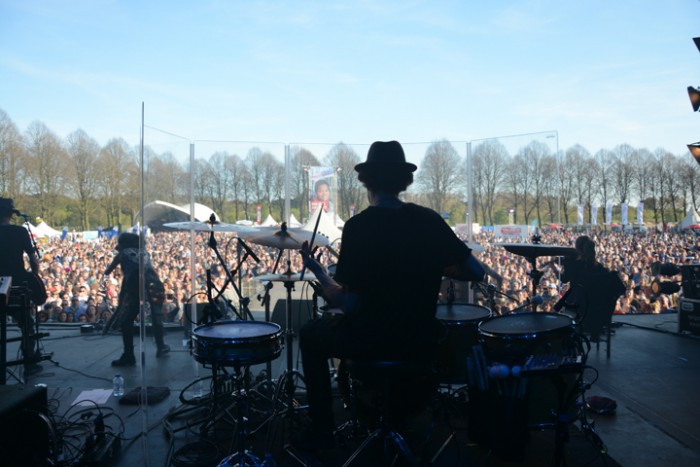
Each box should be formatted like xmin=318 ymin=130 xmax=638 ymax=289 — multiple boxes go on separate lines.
xmin=164 ymin=216 xmax=330 ymax=466
xmin=433 ymin=240 xmax=589 ymax=466
xmin=165 ymin=217 xmax=589 ymax=464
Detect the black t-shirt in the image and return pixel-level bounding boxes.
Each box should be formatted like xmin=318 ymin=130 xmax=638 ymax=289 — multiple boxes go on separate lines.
xmin=0 ymin=224 xmax=34 ymax=279
xmin=333 ymin=203 xmax=471 ymax=358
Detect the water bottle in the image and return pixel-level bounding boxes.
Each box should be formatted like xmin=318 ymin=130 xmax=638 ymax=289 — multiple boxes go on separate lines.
xmin=113 ymin=373 xmax=124 ymax=398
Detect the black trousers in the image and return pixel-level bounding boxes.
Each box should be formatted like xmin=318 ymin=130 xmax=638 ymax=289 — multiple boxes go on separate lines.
xmin=119 ymin=301 xmax=167 ymax=357
xmin=299 ymin=314 xmax=347 ymax=433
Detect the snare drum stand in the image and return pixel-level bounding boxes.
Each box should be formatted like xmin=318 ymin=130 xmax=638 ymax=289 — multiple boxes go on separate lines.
xmin=217 ymin=363 xmax=265 ymax=467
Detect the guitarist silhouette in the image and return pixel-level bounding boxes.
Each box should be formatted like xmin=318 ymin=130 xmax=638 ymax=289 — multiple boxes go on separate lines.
xmin=0 ymin=198 xmax=46 ymax=374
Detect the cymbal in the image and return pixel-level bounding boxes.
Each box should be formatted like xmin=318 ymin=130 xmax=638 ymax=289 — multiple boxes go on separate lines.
xmin=163 ymin=221 xmax=254 ymax=234
xmin=493 ymin=243 xmax=578 ymax=258
xmin=466 ymin=242 xmax=486 ymax=253
xmin=243 ymin=226 xmax=330 ymax=250
xmin=253 ymin=271 xmax=318 ymax=282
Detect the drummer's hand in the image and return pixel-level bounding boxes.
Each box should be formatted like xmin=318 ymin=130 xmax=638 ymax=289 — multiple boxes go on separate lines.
xmin=300 ymin=241 xmax=322 ymax=275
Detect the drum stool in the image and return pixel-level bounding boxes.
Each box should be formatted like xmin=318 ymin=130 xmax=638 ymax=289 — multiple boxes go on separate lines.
xmin=341 ymin=358 xmax=436 ymax=467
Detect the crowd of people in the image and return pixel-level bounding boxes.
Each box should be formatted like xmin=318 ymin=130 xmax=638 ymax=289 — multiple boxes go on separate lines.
xmin=20 ymin=223 xmax=696 ymax=326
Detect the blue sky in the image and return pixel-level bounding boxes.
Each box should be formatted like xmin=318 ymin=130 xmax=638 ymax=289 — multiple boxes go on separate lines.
xmin=1 ymin=0 xmax=700 ymax=166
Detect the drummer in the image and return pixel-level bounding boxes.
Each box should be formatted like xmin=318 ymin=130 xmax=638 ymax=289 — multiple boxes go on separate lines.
xmin=294 ymin=141 xmax=495 ymax=452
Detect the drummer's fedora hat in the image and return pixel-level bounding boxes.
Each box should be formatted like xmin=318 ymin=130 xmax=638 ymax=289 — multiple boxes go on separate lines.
xmin=354 ymin=141 xmax=417 ymax=174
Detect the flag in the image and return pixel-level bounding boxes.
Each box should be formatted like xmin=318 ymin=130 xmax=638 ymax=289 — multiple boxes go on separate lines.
xmin=621 ymin=203 xmax=628 ymax=225
xmin=637 ymin=202 xmax=644 ymax=225
xmin=591 ymin=205 xmax=598 ymax=225
xmin=605 ymin=203 xmax=612 ymax=225
xmin=577 ymin=204 xmax=584 ymax=225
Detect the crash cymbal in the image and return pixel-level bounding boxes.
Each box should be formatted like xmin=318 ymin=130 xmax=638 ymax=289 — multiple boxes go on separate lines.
xmin=243 ymin=224 xmax=330 ymax=250
xmin=466 ymin=242 xmax=486 ymax=253
xmin=253 ymin=271 xmax=318 ymax=282
xmin=163 ymin=221 xmax=254 ymax=234
xmin=493 ymin=243 xmax=578 ymax=258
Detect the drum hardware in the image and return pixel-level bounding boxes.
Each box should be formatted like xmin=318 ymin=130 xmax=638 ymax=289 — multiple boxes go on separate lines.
xmin=189 ymin=320 xmax=283 ymax=465
xmin=253 ymin=262 xmax=316 ymax=458
xmin=1 ymin=286 xmax=51 ymax=384
xmin=494 ymin=243 xmax=577 ymax=311
xmin=165 ymin=215 xmax=259 ymax=322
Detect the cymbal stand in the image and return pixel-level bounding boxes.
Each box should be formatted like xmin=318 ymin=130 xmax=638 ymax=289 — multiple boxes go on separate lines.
xmin=205 ymin=231 xmax=254 ymax=321
xmin=252 ymin=249 xmax=285 ymax=407
xmin=524 ymin=255 xmax=544 ymax=312
xmin=263 ymin=260 xmax=308 ymax=459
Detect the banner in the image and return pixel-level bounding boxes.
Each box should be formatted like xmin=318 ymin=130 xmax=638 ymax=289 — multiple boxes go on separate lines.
xmin=494 ymin=225 xmax=531 ymax=240
xmin=309 ymin=166 xmax=337 ymax=220
xmin=577 ymin=204 xmax=584 ymax=225
xmin=591 ymin=205 xmax=598 ymax=225
xmin=605 ymin=203 xmax=612 ymax=225
xmin=637 ymin=202 xmax=644 ymax=225
xmin=621 ymin=203 xmax=628 ymax=225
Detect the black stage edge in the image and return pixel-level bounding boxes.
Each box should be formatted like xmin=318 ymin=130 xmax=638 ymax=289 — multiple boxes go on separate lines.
xmin=2 ymin=302 xmax=699 ymax=466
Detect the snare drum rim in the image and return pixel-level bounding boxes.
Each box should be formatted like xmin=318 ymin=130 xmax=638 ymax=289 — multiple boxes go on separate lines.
xmin=435 ymin=303 xmax=492 ymax=324
xmin=192 ymin=320 xmax=282 ymax=343
xmin=477 ymin=312 xmax=574 ymax=340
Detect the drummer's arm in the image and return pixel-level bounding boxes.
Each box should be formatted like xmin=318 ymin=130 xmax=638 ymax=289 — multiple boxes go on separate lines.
xmin=444 ymin=255 xmax=503 ymax=288
xmin=301 ymin=245 xmax=358 ymax=313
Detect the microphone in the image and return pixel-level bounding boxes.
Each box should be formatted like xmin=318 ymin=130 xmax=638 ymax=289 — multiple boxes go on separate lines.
xmin=513 ymin=295 xmax=544 ymax=312
xmin=13 ymin=209 xmax=30 ymax=218
xmin=237 ymin=238 xmax=261 ymax=264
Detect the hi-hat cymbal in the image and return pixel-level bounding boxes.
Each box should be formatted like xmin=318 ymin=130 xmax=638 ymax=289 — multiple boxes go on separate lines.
xmin=254 ymin=271 xmax=318 ymax=282
xmin=163 ymin=221 xmax=254 ymax=234
xmin=243 ymin=225 xmax=330 ymax=250
xmin=493 ymin=243 xmax=577 ymax=258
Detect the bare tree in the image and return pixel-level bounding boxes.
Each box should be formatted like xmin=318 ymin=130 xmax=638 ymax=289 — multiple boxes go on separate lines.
xmin=325 ymin=143 xmax=362 ymax=219
xmin=207 ymin=151 xmax=230 ymax=217
xmin=145 ymin=150 xmax=187 ymax=205
xmin=97 ymin=138 xmax=137 ymax=228
xmin=66 ymin=129 xmax=101 ymax=230
xmin=24 ymin=121 xmax=69 ymax=223
xmin=521 ymin=141 xmax=549 ymax=225
xmin=471 ymin=140 xmax=507 ymax=225
xmin=0 ymin=109 xmax=26 ymax=198
xmin=416 ymin=139 xmax=464 ymax=214
xmin=612 ymin=144 xmax=635 ymax=205
xmin=223 ymin=153 xmax=244 ymax=221
xmin=562 ymin=145 xmax=589 ymax=224
xmin=595 ymin=149 xmax=614 ymax=223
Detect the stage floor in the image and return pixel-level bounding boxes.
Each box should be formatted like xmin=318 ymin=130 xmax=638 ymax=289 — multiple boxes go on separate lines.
xmin=3 ymin=288 xmax=700 ymax=467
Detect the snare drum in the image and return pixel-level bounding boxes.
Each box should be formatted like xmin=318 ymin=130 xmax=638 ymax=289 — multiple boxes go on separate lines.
xmin=192 ymin=320 xmax=282 ymax=366
xmin=436 ymin=303 xmax=491 ymax=383
xmin=478 ymin=312 xmax=575 ymax=363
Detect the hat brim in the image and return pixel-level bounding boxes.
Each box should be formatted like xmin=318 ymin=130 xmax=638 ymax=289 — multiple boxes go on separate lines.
xmin=354 ymin=161 xmax=417 ymax=173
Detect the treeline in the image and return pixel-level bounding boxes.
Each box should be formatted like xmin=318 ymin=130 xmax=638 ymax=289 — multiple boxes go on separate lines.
xmin=1 ymin=108 xmax=696 ymax=230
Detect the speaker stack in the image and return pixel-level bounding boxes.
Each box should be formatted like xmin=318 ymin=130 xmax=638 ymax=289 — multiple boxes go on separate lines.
xmin=679 ymin=264 xmax=700 ymax=335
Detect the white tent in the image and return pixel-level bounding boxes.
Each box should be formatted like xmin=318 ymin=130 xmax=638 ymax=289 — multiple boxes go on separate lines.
xmin=260 ymin=214 xmax=278 ymax=227
xmin=679 ymin=207 xmax=700 ymax=229
xmin=23 ymin=222 xmax=45 ymax=238
xmin=288 ymin=213 xmax=303 ymax=228
xmin=303 ymin=206 xmax=343 ymax=244
xmin=36 ymin=221 xmax=62 ymax=238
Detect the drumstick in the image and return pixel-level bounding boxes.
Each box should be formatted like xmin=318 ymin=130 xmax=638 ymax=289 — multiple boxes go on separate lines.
xmin=299 ymin=207 xmax=323 ymax=281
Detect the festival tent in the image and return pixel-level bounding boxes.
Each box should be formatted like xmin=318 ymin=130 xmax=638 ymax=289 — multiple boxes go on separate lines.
xmin=260 ymin=214 xmax=278 ymax=227
xmin=679 ymin=207 xmax=700 ymax=230
xmin=288 ymin=213 xmax=303 ymax=228
xmin=36 ymin=221 xmax=62 ymax=238
xmin=303 ymin=206 xmax=343 ymax=244
xmin=23 ymin=222 xmax=45 ymax=238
